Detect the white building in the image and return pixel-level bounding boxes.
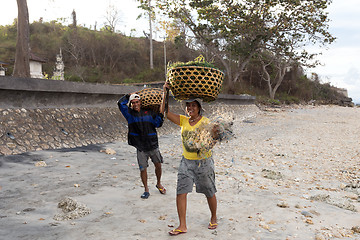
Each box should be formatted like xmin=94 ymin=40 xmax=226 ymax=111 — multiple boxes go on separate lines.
xmin=0 ymin=61 xmax=9 ymax=76
xmin=30 ymin=53 xmax=47 ymax=79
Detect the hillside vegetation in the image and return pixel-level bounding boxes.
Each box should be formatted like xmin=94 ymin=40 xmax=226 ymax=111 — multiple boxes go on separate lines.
xmin=0 ymin=20 xmax=348 ymax=105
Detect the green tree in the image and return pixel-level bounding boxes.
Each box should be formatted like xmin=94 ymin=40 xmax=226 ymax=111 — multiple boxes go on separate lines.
xmin=0 ymin=22 xmax=17 ymax=68
xmin=153 ymin=0 xmax=335 ymax=94
xmin=255 ymin=0 xmax=335 ymax=99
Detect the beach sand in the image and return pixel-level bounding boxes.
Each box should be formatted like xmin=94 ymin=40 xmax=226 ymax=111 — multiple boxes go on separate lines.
xmin=1 ymin=105 xmax=359 ymax=240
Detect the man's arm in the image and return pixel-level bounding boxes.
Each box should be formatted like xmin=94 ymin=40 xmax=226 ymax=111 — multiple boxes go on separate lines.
xmin=153 ymin=112 xmax=164 ymax=128
xmin=117 ymin=94 xmax=130 ymax=119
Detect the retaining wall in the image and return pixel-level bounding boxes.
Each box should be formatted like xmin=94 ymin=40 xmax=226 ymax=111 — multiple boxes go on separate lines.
xmin=0 ymin=77 xmax=256 ymax=155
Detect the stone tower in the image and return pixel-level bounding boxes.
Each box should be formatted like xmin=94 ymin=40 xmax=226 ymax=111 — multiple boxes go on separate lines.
xmin=53 ymin=49 xmax=65 ymax=80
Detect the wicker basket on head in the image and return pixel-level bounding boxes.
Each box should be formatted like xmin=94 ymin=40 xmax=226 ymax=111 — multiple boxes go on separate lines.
xmin=137 ymin=88 xmax=164 ymax=112
xmin=167 ymin=66 xmax=224 ymax=102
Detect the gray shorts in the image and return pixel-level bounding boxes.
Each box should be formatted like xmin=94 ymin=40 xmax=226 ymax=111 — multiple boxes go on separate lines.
xmin=137 ymin=148 xmax=163 ymax=171
xmin=177 ymin=156 xmax=217 ymax=198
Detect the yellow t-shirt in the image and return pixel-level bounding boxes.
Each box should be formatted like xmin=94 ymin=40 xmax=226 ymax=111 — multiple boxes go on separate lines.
xmin=179 ymin=115 xmax=212 ymax=160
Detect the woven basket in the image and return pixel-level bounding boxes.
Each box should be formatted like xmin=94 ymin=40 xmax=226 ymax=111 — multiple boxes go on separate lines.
xmin=137 ymin=88 xmax=163 ymax=112
xmin=167 ymin=66 xmax=224 ymax=102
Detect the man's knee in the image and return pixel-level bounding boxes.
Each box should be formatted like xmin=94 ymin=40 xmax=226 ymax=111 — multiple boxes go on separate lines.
xmin=154 ymin=162 xmax=162 ymax=169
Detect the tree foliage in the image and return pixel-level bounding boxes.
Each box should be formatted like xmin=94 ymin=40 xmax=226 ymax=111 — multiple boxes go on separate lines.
xmin=0 ymin=12 xmax=346 ymax=105
xmin=0 ymin=20 xmax=198 ymax=83
xmin=153 ymin=0 xmax=335 ymax=98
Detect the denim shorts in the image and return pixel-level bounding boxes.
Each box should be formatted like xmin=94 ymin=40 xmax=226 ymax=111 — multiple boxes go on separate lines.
xmin=137 ymin=148 xmax=163 ymax=171
xmin=177 ymin=156 xmax=217 ymax=198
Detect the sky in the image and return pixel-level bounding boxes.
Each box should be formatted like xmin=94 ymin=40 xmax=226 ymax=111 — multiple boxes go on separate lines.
xmin=1 ymin=0 xmax=359 ymax=104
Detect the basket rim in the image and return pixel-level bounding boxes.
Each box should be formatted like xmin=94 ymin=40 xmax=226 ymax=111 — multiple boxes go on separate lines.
xmin=167 ymin=65 xmax=224 ymax=75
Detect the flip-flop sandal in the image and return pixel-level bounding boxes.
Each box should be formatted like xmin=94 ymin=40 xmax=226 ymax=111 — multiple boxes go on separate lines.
xmin=156 ymin=185 xmax=166 ymax=194
xmin=141 ymin=192 xmax=150 ymax=199
xmin=208 ymin=222 xmax=218 ymax=229
xmin=169 ymin=229 xmax=186 ymax=236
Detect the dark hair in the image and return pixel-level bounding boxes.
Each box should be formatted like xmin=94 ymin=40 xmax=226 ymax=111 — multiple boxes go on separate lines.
xmin=185 ymin=100 xmax=202 ymax=115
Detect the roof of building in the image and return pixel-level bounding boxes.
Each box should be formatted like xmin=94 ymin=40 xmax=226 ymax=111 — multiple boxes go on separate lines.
xmin=29 ymin=52 xmax=47 ymax=63
xmin=0 ymin=61 xmax=10 ymax=66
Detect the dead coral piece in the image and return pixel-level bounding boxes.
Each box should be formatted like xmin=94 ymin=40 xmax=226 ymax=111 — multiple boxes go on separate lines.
xmin=346 ymin=179 xmax=360 ymax=189
xmin=352 ymin=226 xmax=360 ymax=233
xmin=333 ymin=201 xmax=357 ymax=212
xmin=53 ymin=197 xmax=91 ymax=221
xmin=310 ymin=194 xmax=331 ymax=202
xmin=277 ymin=201 xmax=289 ymax=208
xmin=262 ymin=169 xmax=283 ymax=180
xmin=310 ymin=194 xmax=357 ymax=212
xmin=34 ymin=161 xmax=47 ymax=167
xmin=316 ymin=226 xmax=355 ymax=239
xmin=100 ymin=148 xmax=116 ymax=155
xmin=305 ymin=219 xmax=314 ymax=225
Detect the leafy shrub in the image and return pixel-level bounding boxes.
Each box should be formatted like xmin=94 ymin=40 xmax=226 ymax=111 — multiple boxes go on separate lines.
xmin=278 ymin=93 xmax=300 ymax=104
xmin=256 ymin=96 xmax=281 ymax=105
xmin=269 ymin=99 xmax=281 ymax=105
xmin=133 ymin=67 xmax=165 ymax=83
xmin=66 ymin=74 xmax=82 ymax=82
xmin=167 ymin=55 xmax=219 ymax=70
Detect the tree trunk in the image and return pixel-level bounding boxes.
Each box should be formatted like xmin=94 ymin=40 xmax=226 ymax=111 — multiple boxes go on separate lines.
xmin=218 ymin=57 xmax=235 ymax=93
xmin=13 ymin=0 xmax=30 ymax=77
xmin=262 ymin=61 xmax=288 ymax=100
xmin=262 ymin=65 xmax=274 ymax=99
xmin=271 ymin=64 xmax=287 ymax=99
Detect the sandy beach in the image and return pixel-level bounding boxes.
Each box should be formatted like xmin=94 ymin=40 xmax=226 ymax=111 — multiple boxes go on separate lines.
xmin=1 ymin=104 xmax=359 ymax=240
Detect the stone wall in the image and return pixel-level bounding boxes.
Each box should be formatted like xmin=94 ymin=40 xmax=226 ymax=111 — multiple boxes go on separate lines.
xmin=0 ymin=107 xmax=122 ymax=155
xmin=0 ymin=106 xmax=183 ymax=155
xmin=0 ymin=77 xmax=256 ymax=155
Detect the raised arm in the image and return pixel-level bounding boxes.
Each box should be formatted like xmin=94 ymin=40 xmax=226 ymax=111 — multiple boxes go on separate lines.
xmin=160 ymin=82 xmax=180 ymax=126
xmin=117 ymin=94 xmax=131 ymax=119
